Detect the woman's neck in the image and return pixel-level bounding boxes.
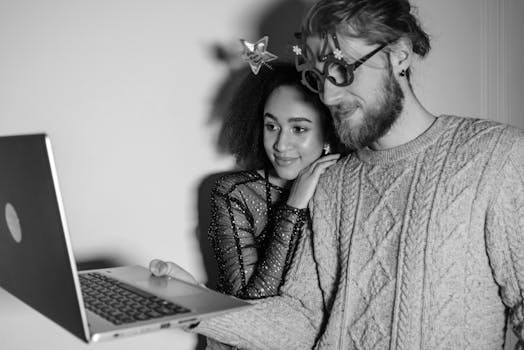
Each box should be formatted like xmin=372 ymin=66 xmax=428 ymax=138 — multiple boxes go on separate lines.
xmin=258 ymin=169 xmax=292 ymax=189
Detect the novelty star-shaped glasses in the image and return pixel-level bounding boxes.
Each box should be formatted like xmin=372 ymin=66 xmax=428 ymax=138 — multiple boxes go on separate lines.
xmin=293 ymin=32 xmax=387 ymax=94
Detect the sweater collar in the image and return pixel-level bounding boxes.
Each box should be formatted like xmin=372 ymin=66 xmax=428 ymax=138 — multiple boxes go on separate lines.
xmin=356 ymin=115 xmax=448 ymax=165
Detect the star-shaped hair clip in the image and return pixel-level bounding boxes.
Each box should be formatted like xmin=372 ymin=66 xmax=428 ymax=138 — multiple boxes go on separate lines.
xmin=239 ymin=36 xmax=278 ymax=75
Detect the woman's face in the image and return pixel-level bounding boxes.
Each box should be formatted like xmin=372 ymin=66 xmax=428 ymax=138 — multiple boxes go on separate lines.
xmin=263 ymin=85 xmax=326 ymax=181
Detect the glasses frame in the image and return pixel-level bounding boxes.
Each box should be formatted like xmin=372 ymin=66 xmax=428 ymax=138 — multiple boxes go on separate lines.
xmin=294 ymin=32 xmax=387 ymax=94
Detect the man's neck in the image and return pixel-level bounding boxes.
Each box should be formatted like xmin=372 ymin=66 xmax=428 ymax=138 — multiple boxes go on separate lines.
xmin=370 ymin=87 xmax=436 ymax=151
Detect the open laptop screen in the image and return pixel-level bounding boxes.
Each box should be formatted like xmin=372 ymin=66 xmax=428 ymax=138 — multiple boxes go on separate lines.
xmin=0 ymin=134 xmax=88 ymax=341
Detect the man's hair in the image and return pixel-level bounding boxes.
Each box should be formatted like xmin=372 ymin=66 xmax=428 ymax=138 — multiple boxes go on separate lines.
xmin=219 ymin=61 xmax=338 ymax=169
xmin=302 ymin=0 xmax=431 ymax=77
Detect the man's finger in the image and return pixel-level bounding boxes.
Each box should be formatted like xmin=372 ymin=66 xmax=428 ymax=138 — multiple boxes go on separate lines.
xmin=149 ymin=259 xmax=169 ymax=276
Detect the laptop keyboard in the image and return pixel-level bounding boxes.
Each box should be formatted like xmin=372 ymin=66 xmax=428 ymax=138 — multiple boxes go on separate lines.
xmin=79 ymin=272 xmax=191 ymax=325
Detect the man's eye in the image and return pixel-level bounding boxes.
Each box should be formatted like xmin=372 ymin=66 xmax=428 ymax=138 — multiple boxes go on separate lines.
xmin=334 ymin=64 xmax=346 ymax=75
xmin=328 ymin=62 xmax=348 ymax=81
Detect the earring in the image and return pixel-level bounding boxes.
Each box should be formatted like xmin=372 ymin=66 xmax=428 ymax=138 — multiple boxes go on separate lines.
xmin=323 ymin=144 xmax=331 ymax=155
xmin=399 ymin=69 xmax=406 ymax=77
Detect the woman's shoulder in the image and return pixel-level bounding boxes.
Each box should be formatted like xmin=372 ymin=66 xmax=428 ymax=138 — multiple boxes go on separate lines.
xmin=212 ymin=170 xmax=264 ymax=196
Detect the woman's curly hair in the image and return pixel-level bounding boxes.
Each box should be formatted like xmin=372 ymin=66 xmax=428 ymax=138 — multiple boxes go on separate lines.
xmin=218 ymin=61 xmax=339 ymax=170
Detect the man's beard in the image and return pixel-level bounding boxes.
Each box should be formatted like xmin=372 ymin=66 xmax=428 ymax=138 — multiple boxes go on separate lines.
xmin=332 ymin=67 xmax=404 ymax=151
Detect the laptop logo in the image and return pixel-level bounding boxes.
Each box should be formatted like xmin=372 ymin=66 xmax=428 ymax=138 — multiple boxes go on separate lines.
xmin=5 ymin=203 xmax=22 ymax=243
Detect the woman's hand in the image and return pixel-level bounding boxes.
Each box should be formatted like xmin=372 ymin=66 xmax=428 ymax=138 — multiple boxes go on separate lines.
xmin=149 ymin=259 xmax=200 ymax=285
xmin=286 ymin=153 xmax=340 ymax=209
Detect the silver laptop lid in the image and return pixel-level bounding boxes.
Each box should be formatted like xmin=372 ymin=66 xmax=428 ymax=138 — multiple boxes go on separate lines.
xmin=0 ymin=134 xmax=90 ymax=341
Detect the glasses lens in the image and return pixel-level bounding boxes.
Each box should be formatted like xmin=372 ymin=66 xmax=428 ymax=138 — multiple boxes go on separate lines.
xmin=303 ymin=70 xmax=321 ymax=93
xmin=327 ymin=61 xmax=353 ymax=86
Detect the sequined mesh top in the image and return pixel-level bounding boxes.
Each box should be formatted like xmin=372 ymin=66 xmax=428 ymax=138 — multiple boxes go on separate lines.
xmin=208 ymin=170 xmax=308 ymax=299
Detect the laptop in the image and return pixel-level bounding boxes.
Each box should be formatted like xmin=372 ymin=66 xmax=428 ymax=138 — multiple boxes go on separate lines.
xmin=0 ymin=133 xmax=251 ymax=342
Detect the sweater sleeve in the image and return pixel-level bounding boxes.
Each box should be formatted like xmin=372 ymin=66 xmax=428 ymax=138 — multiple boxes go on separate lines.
xmin=485 ymin=135 xmax=524 ymax=344
xmin=208 ymin=178 xmax=307 ymax=299
xmin=196 ymin=222 xmax=324 ymax=350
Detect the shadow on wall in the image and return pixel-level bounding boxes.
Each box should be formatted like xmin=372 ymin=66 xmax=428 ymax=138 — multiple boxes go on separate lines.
xmin=194 ymin=171 xmax=233 ymax=293
xmin=206 ymin=0 xmax=310 ymax=128
xmin=256 ymin=0 xmax=311 ymax=62
xmin=193 ymin=1 xmax=311 ymax=349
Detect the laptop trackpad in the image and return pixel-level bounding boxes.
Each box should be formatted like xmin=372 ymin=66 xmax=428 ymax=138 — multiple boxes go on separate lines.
xmin=134 ymin=276 xmax=203 ymax=298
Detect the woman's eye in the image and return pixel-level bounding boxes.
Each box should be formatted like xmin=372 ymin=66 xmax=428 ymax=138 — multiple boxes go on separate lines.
xmin=292 ymin=126 xmax=308 ymax=134
xmin=264 ymin=123 xmax=279 ymax=131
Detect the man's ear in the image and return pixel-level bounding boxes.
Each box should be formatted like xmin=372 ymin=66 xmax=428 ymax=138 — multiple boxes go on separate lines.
xmin=389 ymin=37 xmax=413 ymax=76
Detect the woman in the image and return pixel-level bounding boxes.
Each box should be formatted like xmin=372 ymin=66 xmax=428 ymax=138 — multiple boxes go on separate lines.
xmin=208 ymin=61 xmax=341 ymax=300
xmin=150 ymin=61 xmax=341 ymax=349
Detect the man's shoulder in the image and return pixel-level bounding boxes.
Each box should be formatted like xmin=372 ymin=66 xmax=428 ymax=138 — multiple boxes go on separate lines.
xmin=440 ymin=114 xmax=523 ymax=151
xmin=317 ymin=155 xmax=356 ymax=191
xmin=439 ymin=115 xmax=524 ymax=182
xmin=441 ymin=114 xmax=521 ymax=136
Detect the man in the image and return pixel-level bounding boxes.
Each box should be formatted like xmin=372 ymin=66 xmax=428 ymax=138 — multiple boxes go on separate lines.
xmin=152 ymin=0 xmax=524 ymax=348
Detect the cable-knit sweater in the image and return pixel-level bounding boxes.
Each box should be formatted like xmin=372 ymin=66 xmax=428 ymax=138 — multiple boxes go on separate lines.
xmin=195 ymin=115 xmax=524 ymax=350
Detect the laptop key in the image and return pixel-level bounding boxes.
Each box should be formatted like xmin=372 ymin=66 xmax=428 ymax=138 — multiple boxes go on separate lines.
xmin=133 ymin=313 xmax=151 ymax=321
xmin=116 ymin=282 xmax=153 ymax=299
xmin=155 ymin=307 xmax=178 ymax=315
xmin=146 ymin=310 xmax=163 ymax=318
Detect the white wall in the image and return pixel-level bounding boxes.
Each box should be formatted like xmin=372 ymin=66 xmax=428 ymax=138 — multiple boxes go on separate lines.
xmin=412 ymin=0 xmax=524 ymax=130
xmin=0 ymin=1 xmax=522 ymax=349
xmin=506 ymin=0 xmax=524 ymax=128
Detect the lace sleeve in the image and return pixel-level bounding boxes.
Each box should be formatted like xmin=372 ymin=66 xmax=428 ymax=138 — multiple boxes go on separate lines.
xmin=208 ymin=180 xmax=307 ymax=299
xmin=240 ymin=204 xmax=307 ymax=298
